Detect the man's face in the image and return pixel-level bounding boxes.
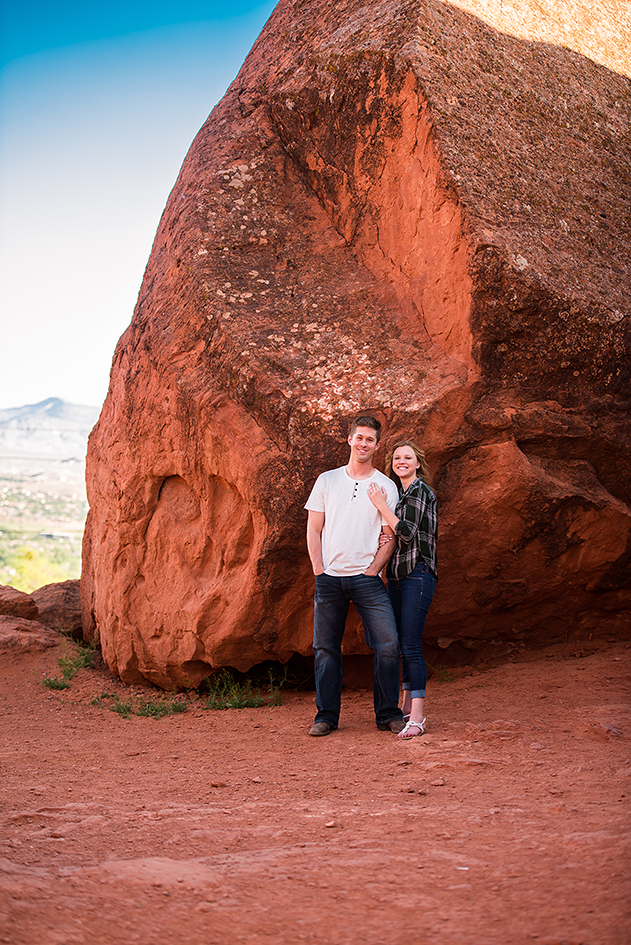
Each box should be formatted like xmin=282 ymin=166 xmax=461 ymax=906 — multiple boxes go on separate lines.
xmin=348 ymin=426 xmax=379 ymax=464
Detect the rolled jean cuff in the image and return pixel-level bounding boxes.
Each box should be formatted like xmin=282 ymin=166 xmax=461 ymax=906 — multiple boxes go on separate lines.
xmin=410 ymin=689 xmax=426 ymax=699
xmin=402 ymin=683 xmax=410 ymax=691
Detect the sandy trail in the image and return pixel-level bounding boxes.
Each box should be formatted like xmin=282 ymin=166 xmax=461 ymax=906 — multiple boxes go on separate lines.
xmin=0 ymin=639 xmax=629 ymax=944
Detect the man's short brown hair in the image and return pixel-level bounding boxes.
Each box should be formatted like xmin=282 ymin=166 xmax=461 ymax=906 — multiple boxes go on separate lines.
xmin=349 ymin=415 xmax=382 ymax=442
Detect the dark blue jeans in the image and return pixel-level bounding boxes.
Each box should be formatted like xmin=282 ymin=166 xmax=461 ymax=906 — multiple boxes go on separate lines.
xmin=388 ymin=560 xmax=437 ymax=699
xmin=313 ymin=573 xmax=403 ymax=729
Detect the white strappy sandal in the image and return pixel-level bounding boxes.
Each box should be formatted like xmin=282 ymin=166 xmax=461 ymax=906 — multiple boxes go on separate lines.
xmin=397 ymin=718 xmax=426 ymax=738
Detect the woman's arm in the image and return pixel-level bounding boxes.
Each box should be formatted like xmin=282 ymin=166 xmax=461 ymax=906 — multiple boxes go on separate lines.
xmin=366 ymin=483 xmax=401 ymax=532
xmin=368 ymin=481 xmax=427 ymax=543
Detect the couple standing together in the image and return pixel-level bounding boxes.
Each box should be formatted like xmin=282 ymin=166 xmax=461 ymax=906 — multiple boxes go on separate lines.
xmin=305 ymin=415 xmax=438 ymax=739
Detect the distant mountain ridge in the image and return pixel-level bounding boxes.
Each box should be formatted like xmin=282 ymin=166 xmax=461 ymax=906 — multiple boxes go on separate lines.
xmin=0 ymin=398 xmax=100 ymax=459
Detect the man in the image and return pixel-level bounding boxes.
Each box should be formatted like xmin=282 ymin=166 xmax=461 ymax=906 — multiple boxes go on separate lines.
xmin=304 ymin=415 xmax=405 ymax=736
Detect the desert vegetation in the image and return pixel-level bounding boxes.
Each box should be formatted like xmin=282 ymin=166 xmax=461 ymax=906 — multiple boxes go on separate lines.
xmin=0 ymin=473 xmax=86 ymax=592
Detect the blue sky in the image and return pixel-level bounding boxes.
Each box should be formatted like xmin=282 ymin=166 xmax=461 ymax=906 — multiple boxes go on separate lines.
xmin=0 ymin=1 xmax=276 ymax=410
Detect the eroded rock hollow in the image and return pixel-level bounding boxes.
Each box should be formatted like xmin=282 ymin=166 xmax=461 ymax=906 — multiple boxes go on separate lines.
xmin=82 ymin=0 xmax=631 ymax=687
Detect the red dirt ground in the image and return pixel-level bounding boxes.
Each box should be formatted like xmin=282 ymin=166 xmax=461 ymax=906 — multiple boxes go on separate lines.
xmin=1 ymin=637 xmax=629 ymax=945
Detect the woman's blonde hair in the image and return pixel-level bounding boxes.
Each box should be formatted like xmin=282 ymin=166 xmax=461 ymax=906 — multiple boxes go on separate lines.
xmin=386 ymin=439 xmax=430 ymax=487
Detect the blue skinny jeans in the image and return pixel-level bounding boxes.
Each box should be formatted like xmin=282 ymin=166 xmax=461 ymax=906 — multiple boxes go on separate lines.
xmin=387 ymin=560 xmax=437 ymax=698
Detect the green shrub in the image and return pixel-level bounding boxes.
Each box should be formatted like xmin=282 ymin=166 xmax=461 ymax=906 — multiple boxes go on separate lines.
xmin=428 ymin=663 xmax=454 ymax=684
xmin=136 ymin=699 xmax=188 ymax=718
xmin=43 ymin=675 xmax=71 ymax=690
xmin=90 ymin=692 xmax=188 ymax=719
xmin=202 ymin=666 xmax=285 ymax=710
xmin=57 ymin=646 xmax=94 ymax=679
xmin=110 ymin=697 xmax=133 ymax=719
xmin=43 ymin=641 xmax=96 ymax=690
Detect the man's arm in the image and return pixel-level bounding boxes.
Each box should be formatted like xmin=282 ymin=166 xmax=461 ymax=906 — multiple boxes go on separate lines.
xmin=306 ymin=510 xmax=325 ymax=575
xmin=364 ymin=525 xmax=396 ymax=576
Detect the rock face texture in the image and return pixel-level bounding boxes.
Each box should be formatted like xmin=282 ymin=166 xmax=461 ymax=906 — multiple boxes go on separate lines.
xmin=83 ymin=0 xmax=631 ymax=688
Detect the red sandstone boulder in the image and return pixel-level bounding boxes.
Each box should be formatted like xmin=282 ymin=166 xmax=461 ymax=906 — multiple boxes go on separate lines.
xmin=0 ymin=584 xmax=65 ymax=657
xmin=31 ymin=580 xmax=83 ymax=640
xmin=0 ymin=584 xmax=38 ymax=621
xmin=82 ymin=0 xmax=631 ymax=688
xmin=0 ymin=616 xmax=59 ymax=655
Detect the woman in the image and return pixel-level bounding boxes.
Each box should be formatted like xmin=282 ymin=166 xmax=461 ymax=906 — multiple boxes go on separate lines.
xmin=367 ymin=440 xmax=438 ymax=739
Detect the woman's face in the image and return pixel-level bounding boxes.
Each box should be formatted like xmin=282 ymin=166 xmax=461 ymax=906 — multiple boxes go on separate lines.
xmin=392 ymin=445 xmax=421 ymax=480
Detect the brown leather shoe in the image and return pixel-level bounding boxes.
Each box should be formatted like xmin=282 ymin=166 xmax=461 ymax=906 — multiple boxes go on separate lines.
xmin=377 ymin=718 xmax=406 ymax=734
xmin=309 ymin=721 xmax=333 ymax=736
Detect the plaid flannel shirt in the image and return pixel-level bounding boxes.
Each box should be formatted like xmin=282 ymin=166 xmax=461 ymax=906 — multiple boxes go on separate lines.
xmin=387 ymin=477 xmax=438 ymax=581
